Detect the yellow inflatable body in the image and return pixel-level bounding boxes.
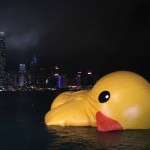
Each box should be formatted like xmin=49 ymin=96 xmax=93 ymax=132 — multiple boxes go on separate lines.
xmin=45 ymin=71 xmax=150 ymax=131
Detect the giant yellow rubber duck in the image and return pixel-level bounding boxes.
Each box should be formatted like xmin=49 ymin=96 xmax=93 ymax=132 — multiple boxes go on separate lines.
xmin=45 ymin=71 xmax=150 ymax=131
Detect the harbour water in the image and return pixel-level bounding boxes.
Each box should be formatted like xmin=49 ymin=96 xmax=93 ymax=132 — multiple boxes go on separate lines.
xmin=0 ymin=91 xmax=150 ymax=150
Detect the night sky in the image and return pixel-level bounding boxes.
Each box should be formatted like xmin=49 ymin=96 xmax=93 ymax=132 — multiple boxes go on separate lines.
xmin=1 ymin=0 xmax=150 ymax=79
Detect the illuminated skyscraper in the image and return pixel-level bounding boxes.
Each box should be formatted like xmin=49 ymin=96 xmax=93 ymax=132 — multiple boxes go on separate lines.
xmin=0 ymin=32 xmax=6 ymax=88
xmin=30 ymin=54 xmax=39 ymax=86
xmin=19 ymin=64 xmax=26 ymax=87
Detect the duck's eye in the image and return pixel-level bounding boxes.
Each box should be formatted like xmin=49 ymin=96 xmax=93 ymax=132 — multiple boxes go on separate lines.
xmin=98 ymin=91 xmax=110 ymax=103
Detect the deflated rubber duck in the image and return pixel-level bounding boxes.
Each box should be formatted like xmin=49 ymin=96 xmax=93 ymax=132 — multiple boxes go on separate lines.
xmin=44 ymin=71 xmax=150 ymax=131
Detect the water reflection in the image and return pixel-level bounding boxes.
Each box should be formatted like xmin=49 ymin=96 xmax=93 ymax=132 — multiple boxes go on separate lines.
xmin=46 ymin=126 xmax=150 ymax=149
xmin=0 ymin=91 xmax=150 ymax=150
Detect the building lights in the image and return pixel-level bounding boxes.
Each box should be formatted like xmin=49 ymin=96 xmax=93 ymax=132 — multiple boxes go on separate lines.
xmin=87 ymin=72 xmax=92 ymax=75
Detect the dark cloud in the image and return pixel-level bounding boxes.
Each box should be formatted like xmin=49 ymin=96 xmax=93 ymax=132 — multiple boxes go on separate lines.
xmin=0 ymin=0 xmax=150 ymax=77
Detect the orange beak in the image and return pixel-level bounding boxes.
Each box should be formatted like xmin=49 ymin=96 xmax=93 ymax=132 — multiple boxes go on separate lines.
xmin=96 ymin=111 xmax=123 ymax=131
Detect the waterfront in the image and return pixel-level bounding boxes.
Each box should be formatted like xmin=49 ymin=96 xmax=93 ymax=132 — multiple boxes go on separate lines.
xmin=0 ymin=91 xmax=150 ymax=150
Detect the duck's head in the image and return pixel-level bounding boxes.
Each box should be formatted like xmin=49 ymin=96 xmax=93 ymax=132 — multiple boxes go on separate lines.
xmin=90 ymin=71 xmax=150 ymax=131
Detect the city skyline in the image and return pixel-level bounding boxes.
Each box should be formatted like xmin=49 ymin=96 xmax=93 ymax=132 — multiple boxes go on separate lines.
xmin=0 ymin=33 xmax=96 ymax=90
xmin=0 ymin=1 xmax=150 ymax=79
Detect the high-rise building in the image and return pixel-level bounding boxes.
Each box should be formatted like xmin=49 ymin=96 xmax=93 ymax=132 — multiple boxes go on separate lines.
xmin=30 ymin=54 xmax=39 ymax=86
xmin=52 ymin=66 xmax=61 ymax=88
xmin=19 ymin=64 xmax=26 ymax=87
xmin=75 ymin=72 xmax=82 ymax=89
xmin=0 ymin=32 xmax=6 ymax=88
xmin=7 ymin=71 xmax=18 ymax=89
xmin=38 ymin=68 xmax=47 ymax=87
